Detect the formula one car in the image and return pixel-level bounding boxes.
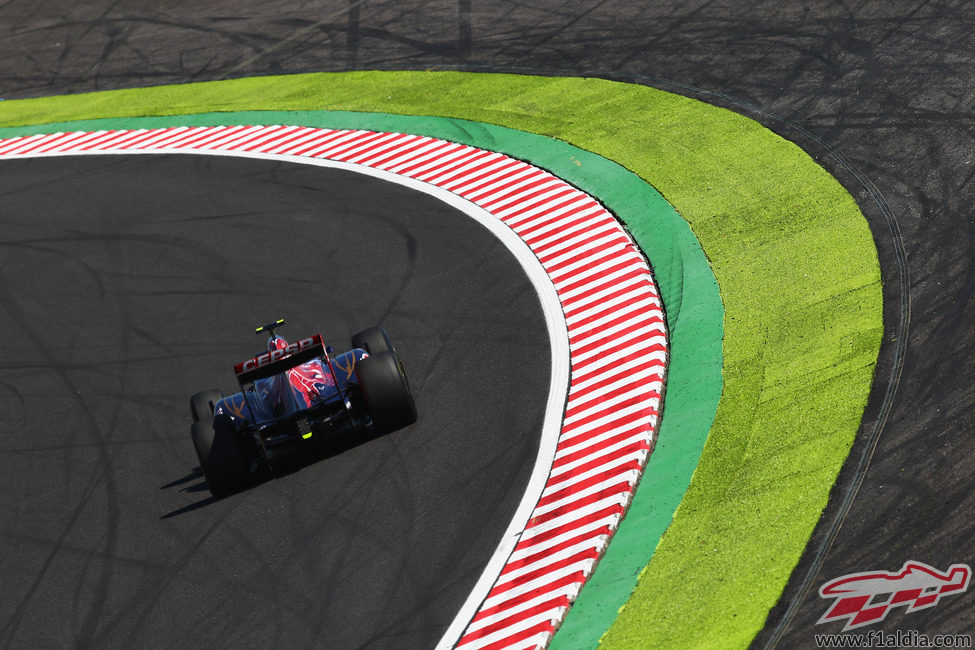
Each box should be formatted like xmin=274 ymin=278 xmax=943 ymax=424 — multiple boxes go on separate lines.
xmin=189 ymin=319 xmax=417 ymax=497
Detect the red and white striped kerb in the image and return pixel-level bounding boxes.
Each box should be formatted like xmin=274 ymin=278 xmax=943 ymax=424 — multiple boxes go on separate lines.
xmin=0 ymin=125 xmax=667 ymax=649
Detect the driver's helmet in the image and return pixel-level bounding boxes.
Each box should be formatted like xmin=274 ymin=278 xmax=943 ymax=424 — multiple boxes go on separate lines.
xmin=267 ymin=335 xmax=289 ymax=352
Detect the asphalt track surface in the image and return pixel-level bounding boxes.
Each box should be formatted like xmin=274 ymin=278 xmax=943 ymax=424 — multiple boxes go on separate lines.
xmin=0 ymin=154 xmax=550 ymax=647
xmin=1 ymin=0 xmax=974 ymax=647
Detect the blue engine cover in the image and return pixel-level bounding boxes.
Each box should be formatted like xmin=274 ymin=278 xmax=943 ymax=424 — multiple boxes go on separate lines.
xmin=215 ymin=349 xmax=366 ymax=427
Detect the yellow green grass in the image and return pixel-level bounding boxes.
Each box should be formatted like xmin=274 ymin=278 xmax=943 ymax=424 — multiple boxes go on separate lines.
xmin=0 ymin=71 xmax=882 ymax=647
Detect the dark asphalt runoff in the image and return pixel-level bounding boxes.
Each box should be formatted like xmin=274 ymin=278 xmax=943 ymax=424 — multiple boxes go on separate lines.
xmin=2 ymin=0 xmax=974 ymax=647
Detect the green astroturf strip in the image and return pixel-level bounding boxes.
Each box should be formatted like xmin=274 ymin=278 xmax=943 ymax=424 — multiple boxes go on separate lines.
xmin=0 ymin=71 xmax=882 ymax=648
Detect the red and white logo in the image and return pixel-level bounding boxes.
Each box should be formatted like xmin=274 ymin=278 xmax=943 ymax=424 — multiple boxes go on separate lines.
xmin=817 ymin=560 xmax=970 ymax=631
xmin=234 ymin=334 xmax=323 ymax=375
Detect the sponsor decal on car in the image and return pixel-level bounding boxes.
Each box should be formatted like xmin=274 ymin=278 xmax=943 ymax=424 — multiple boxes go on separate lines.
xmin=234 ymin=334 xmax=323 ymax=375
xmin=817 ymin=560 xmax=971 ymax=631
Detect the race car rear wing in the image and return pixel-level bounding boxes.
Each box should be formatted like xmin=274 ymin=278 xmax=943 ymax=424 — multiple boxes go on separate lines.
xmin=234 ymin=334 xmax=327 ymax=384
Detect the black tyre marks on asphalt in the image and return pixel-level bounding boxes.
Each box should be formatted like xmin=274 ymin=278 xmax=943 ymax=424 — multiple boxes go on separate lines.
xmin=0 ymin=153 xmax=549 ymax=648
xmin=3 ymin=0 xmax=975 ymax=643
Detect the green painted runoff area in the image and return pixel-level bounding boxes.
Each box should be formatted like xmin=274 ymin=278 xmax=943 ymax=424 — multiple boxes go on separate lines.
xmin=0 ymin=71 xmax=882 ymax=648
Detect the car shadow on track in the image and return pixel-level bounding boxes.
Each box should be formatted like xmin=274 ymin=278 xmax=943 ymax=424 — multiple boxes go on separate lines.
xmin=159 ymin=468 xmax=219 ymax=518
xmin=159 ymin=425 xmax=387 ymax=519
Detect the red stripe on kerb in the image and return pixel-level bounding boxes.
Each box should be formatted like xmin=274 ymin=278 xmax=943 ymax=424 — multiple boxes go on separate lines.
xmin=75 ymin=130 xmax=125 ymax=151
xmin=236 ymin=125 xmax=303 ymax=151
xmin=288 ymin=129 xmax=361 ymax=157
xmin=521 ymin=205 xmax=604 ymax=245
xmin=478 ymin=574 xmax=585 ymax=626
xmin=550 ymin=444 xmax=650 ymax=485
xmin=324 ymin=130 xmax=407 ymax=161
xmin=399 ymin=150 xmax=479 ymax=181
xmin=440 ymin=156 xmax=528 ymax=193
xmin=539 ymin=235 xmax=633 ymax=275
xmin=467 ymin=595 xmax=572 ymax=643
xmin=527 ymin=482 xmax=634 ymax=529
xmin=537 ymin=470 xmax=638 ymax=511
xmin=8 ymin=132 xmax=69 ymax=155
xmin=0 ymin=126 xmax=667 ymax=650
xmin=460 ymin=618 xmax=560 ymax=650
xmin=489 ymin=549 xmax=599 ymax=598
xmin=259 ymin=127 xmax=328 ymax=154
xmin=553 ymin=423 xmax=652 ymax=469
xmin=187 ymin=125 xmax=251 ymax=149
xmin=496 ymin=187 xmax=581 ymax=223
xmin=501 ymin=527 xmax=612 ymax=577
xmin=419 ymin=149 xmax=503 ymax=185
xmin=560 ymin=267 xmax=655 ymax=313
xmin=468 ymin=172 xmax=557 ymax=208
xmin=567 ymin=290 xmax=656 ymax=329
xmin=0 ymin=134 xmax=44 ymax=154
xmin=29 ymin=130 xmax=95 ymax=154
xmin=358 ymin=135 xmax=439 ymax=168
xmin=343 ymin=133 xmax=429 ymax=165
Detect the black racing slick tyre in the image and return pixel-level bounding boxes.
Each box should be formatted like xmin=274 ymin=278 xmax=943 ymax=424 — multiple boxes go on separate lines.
xmin=355 ymin=351 xmax=417 ymax=435
xmin=351 ymin=326 xmax=394 ymax=356
xmin=190 ymin=389 xmax=223 ymax=423
xmin=191 ymin=419 xmax=215 ymax=467
xmin=196 ymin=415 xmax=252 ymax=498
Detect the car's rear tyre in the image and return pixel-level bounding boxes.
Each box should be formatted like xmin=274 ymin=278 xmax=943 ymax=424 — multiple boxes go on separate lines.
xmin=194 ymin=415 xmax=252 ymax=498
xmin=190 ymin=389 xmax=223 ymax=423
xmin=352 ymin=326 xmax=394 ymax=356
xmin=355 ymin=351 xmax=417 ymax=434
xmin=191 ymin=419 xmax=214 ymax=466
